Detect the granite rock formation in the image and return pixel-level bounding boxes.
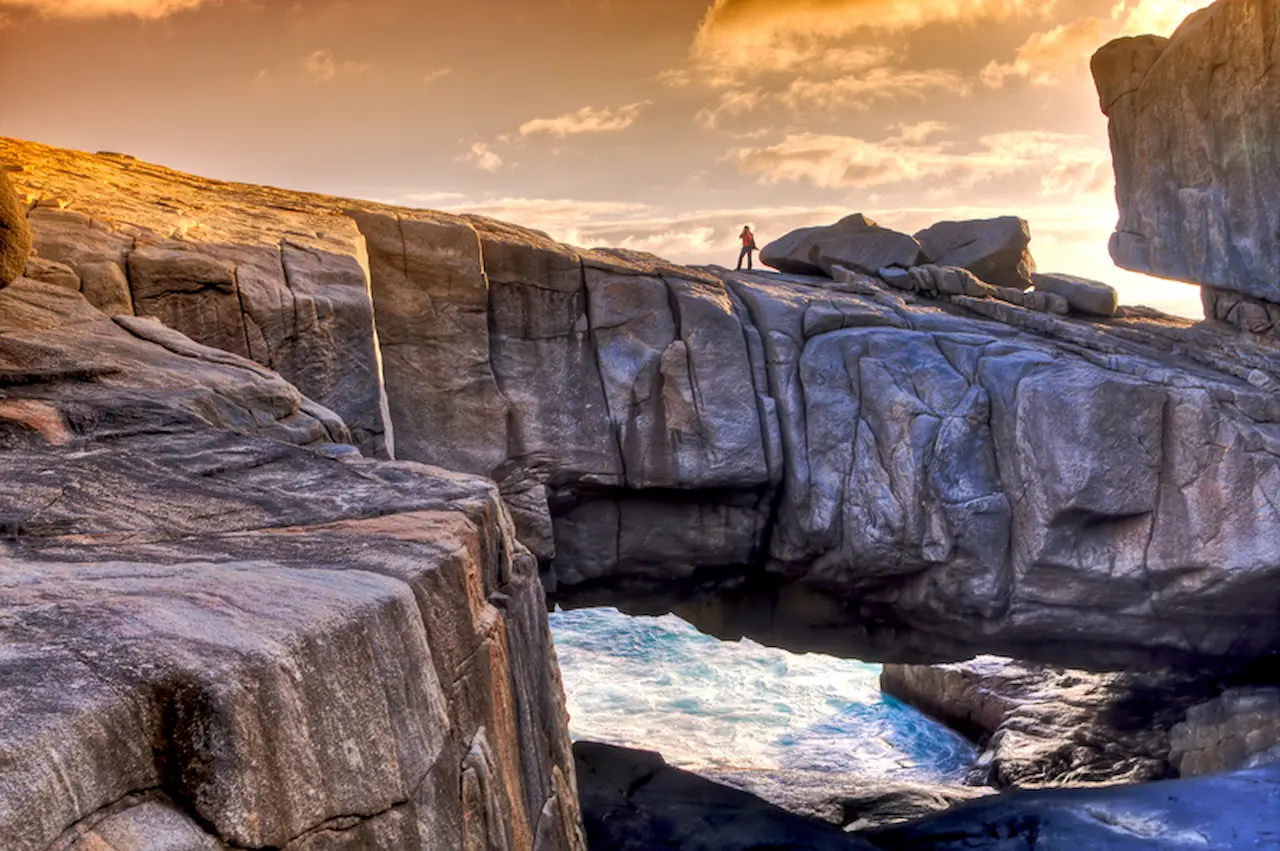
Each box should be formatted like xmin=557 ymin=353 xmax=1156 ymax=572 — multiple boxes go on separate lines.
xmin=881 ymin=659 xmax=1216 ymax=788
xmin=1093 ymin=0 xmax=1280 ymax=310
xmin=915 ymin=217 xmax=1035 ymax=291
xmin=8 ymin=137 xmax=1280 ymax=674
xmin=0 ymin=277 xmax=584 ymax=847
xmin=760 ymin=214 xmax=923 ymax=278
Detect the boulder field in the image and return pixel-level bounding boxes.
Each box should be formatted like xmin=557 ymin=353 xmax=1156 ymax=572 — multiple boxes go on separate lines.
xmin=4 ymin=124 xmax=1280 ymax=846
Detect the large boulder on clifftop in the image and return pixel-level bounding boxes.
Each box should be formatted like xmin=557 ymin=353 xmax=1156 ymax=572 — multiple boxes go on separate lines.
xmin=915 ymin=217 xmax=1036 ymax=290
xmin=760 ymin=214 xmax=922 ymax=278
xmin=0 ymin=169 xmax=31 ymax=286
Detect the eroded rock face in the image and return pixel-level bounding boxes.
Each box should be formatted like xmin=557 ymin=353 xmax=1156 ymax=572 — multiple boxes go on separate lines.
xmin=881 ymin=659 xmax=1215 ymax=789
xmin=1093 ymin=0 xmax=1280 ymax=304
xmin=0 ymin=280 xmax=584 ymax=851
xmin=0 ymin=168 xmax=31 ymax=285
xmin=4 ymin=140 xmax=391 ymax=458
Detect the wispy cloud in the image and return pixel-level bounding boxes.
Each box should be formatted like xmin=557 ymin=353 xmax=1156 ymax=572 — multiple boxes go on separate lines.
xmin=0 ymin=0 xmax=208 ymax=17
xmin=422 ymin=67 xmax=452 ymax=85
xmin=458 ymin=141 xmax=505 ymax=173
xmin=302 ymin=49 xmax=371 ymax=83
xmin=982 ymin=0 xmax=1208 ymax=87
xmin=519 ymin=102 xmax=652 ymax=137
xmin=730 ymin=124 xmax=1111 ymax=193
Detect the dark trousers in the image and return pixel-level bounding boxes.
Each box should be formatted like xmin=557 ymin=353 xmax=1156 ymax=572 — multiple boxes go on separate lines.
xmin=736 ymin=245 xmax=754 ymax=271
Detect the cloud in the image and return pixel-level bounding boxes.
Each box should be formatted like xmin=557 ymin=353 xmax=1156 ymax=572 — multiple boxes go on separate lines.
xmin=730 ymin=124 xmax=1111 ymax=193
xmin=422 ymin=67 xmax=453 ymax=85
xmin=982 ymin=0 xmax=1208 ymax=87
xmin=0 ymin=0 xmax=208 ymax=17
xmin=692 ymin=0 xmax=1052 ymax=80
xmin=459 ymin=142 xmax=504 ymax=173
xmin=519 ymin=102 xmax=652 ymax=137
xmin=302 ymin=49 xmax=371 ymax=83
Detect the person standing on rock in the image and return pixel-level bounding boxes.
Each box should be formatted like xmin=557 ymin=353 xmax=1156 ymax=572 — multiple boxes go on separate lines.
xmin=736 ymin=225 xmax=757 ymax=271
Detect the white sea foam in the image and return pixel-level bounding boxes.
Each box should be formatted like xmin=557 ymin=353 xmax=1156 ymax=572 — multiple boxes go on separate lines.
xmin=549 ymin=607 xmax=976 ymax=781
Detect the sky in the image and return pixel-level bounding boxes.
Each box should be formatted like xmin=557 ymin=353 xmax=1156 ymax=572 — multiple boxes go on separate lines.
xmin=0 ymin=0 xmax=1209 ymax=316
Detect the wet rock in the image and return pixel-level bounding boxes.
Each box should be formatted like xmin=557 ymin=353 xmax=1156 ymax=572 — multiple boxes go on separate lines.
xmin=702 ymin=769 xmax=989 ymax=832
xmin=1032 ymin=272 xmax=1118 ymax=317
xmin=915 ymin=217 xmax=1035 ymax=291
xmin=761 ymin=214 xmax=923 ymax=278
xmin=861 ymin=764 xmax=1280 ymax=850
xmin=575 ymin=742 xmax=877 ymax=851
xmin=882 ymin=659 xmax=1215 ymax=788
xmin=1093 ymin=0 xmax=1280 ymax=303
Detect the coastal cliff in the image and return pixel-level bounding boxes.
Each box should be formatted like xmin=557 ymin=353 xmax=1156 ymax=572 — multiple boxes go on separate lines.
xmin=5 ymin=121 xmax=1280 ymax=846
xmin=7 ymin=136 xmax=1280 ymax=676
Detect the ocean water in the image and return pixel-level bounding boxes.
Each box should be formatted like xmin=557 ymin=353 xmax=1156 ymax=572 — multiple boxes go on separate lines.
xmin=549 ymin=607 xmax=976 ymax=782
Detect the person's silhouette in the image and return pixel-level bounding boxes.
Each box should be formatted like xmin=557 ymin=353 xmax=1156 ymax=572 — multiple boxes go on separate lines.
xmin=736 ymin=225 xmax=757 ymax=271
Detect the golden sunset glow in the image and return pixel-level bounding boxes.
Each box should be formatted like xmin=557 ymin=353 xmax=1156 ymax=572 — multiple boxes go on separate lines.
xmin=0 ymin=0 xmax=1211 ymax=314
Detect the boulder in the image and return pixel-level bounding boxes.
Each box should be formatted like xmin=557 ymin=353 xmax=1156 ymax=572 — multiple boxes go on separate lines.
xmin=1032 ymin=272 xmax=1119 ymax=317
xmin=761 ymin=214 xmax=922 ymax=278
xmin=0 ymin=168 xmax=31 ymax=285
xmin=914 ymin=217 xmax=1035 ymax=290
xmin=1093 ymin=0 xmax=1280 ymax=303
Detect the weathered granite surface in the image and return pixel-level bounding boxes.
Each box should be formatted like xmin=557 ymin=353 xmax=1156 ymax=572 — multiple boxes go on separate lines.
xmin=0 ymin=277 xmax=584 ymax=850
xmin=8 ymin=137 xmax=1280 ymax=673
xmin=3 ymin=140 xmax=391 ymax=458
xmin=1093 ymin=0 xmax=1280 ymax=304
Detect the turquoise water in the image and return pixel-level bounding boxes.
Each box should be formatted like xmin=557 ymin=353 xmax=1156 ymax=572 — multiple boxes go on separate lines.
xmin=549 ymin=607 xmax=976 ymax=781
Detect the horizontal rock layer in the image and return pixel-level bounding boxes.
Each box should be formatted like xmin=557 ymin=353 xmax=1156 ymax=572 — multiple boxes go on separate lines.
xmin=7 ymin=137 xmax=1280 ymax=674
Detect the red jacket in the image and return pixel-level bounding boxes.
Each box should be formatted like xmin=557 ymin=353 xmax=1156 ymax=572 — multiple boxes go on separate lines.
xmin=741 ymin=230 xmax=755 ymax=248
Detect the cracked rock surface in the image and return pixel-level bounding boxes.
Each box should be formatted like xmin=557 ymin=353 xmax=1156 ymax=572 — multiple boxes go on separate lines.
xmin=0 ymin=277 xmax=584 ymax=849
